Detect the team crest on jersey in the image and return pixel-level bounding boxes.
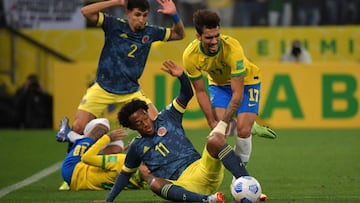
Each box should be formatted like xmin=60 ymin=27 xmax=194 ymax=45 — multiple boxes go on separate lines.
xmin=157 ymin=127 xmax=167 ymax=137
xmin=142 ymin=35 xmax=150 ymax=44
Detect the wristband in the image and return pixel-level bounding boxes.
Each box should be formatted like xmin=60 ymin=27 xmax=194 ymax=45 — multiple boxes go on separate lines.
xmin=171 ymin=12 xmax=181 ymax=23
xmin=212 ymin=120 xmax=228 ymax=134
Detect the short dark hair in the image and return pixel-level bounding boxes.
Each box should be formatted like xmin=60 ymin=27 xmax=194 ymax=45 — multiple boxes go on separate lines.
xmin=193 ymin=9 xmax=220 ymax=35
xmin=118 ymin=99 xmax=148 ymax=128
xmin=127 ymin=0 xmax=150 ymax=12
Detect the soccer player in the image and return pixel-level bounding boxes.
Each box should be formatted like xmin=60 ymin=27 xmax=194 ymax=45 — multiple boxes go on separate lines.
xmin=55 ymin=0 xmax=185 ymax=146
xmin=182 ymin=9 xmax=274 ymax=200
xmin=94 ymin=60 xmax=251 ymax=203
xmin=61 ymin=118 xmax=132 ymax=190
xmin=183 ymin=8 xmax=276 ymax=164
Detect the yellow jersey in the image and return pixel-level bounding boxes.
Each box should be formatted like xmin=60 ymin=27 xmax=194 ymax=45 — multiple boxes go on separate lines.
xmin=70 ymin=135 xmax=126 ymax=190
xmin=183 ymin=34 xmax=261 ymax=86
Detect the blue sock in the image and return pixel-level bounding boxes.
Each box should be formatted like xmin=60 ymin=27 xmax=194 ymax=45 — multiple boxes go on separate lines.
xmin=218 ymin=144 xmax=249 ymax=178
xmin=160 ymin=184 xmax=208 ymax=202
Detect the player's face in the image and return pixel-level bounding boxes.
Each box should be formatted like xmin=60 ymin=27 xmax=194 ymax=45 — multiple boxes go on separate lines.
xmin=197 ymin=27 xmax=221 ymax=55
xmin=126 ymin=8 xmax=148 ymax=31
xmin=129 ymin=109 xmax=154 ymax=136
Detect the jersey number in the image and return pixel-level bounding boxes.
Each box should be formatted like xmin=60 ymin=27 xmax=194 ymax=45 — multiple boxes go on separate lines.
xmin=155 ymin=142 xmax=170 ymax=157
xmin=73 ymin=145 xmax=87 ymax=156
xmin=248 ymin=88 xmax=259 ymax=102
xmin=128 ymin=44 xmax=138 ymax=58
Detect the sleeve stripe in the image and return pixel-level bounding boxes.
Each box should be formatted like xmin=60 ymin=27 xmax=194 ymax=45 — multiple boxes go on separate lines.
xmin=188 ymin=74 xmax=203 ymax=81
xmin=164 ymin=28 xmax=171 ymax=41
xmin=173 ymin=98 xmax=186 ymax=113
xmin=122 ymin=165 xmax=138 ymax=173
xmin=96 ymin=12 xmax=104 ymax=27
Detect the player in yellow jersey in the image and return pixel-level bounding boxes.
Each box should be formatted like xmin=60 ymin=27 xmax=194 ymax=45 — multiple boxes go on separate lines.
xmin=60 ymin=118 xmax=141 ymax=190
xmin=183 ymin=9 xmax=276 ymax=201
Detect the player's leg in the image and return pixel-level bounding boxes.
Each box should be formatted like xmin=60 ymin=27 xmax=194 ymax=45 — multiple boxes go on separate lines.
xmin=143 ymin=175 xmax=224 ymax=203
xmin=233 ymin=112 xmax=256 ymax=165
xmin=56 ymin=83 xmax=111 ymax=149
xmin=57 ymin=83 xmax=112 ymax=190
xmin=207 ymin=131 xmax=249 ymax=177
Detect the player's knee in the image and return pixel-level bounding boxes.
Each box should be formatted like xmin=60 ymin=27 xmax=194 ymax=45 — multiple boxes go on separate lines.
xmin=207 ymin=133 xmax=226 ymax=157
xmin=237 ymin=127 xmax=252 ymax=138
xmin=149 ymin=178 xmax=170 ymax=195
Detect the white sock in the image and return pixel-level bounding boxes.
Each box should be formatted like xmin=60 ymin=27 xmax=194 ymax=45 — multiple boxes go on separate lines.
xmin=68 ymin=131 xmax=83 ymax=142
xmin=234 ymin=135 xmax=252 ymax=163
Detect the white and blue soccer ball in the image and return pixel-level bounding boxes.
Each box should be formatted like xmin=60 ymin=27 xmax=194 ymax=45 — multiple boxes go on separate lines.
xmin=230 ymin=176 xmax=262 ymax=203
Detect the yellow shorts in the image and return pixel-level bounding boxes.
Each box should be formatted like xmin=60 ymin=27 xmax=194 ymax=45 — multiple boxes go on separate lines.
xmin=78 ymin=83 xmax=152 ymax=118
xmin=171 ymin=146 xmax=225 ymax=195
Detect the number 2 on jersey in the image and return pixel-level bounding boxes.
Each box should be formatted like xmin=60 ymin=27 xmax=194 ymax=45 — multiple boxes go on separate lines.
xmin=128 ymin=44 xmax=137 ymax=58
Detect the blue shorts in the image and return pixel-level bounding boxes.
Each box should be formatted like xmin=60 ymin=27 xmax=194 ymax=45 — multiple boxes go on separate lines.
xmin=208 ymin=83 xmax=261 ymax=115
xmin=61 ymin=137 xmax=95 ymax=184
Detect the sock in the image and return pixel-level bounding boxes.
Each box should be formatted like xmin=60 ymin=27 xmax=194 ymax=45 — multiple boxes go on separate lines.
xmin=218 ymin=144 xmax=249 ymax=178
xmin=160 ymin=184 xmax=208 ymax=202
xmin=68 ymin=131 xmax=82 ymax=142
xmin=234 ymin=135 xmax=252 ymax=163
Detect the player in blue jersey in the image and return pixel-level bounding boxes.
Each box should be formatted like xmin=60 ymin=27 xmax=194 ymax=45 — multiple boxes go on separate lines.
xmin=93 ymin=60 xmax=253 ymax=203
xmin=56 ymin=0 xmax=185 ymax=145
xmin=56 ymin=0 xmax=185 ymax=190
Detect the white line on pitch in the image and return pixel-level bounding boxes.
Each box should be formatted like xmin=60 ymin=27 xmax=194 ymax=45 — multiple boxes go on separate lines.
xmin=0 ymin=161 xmax=62 ymax=198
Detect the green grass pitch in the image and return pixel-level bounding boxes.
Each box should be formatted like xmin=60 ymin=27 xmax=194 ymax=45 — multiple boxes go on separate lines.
xmin=0 ymin=128 xmax=359 ymax=203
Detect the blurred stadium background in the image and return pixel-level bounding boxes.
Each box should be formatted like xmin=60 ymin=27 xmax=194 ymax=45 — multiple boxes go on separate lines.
xmin=0 ymin=0 xmax=359 ymax=202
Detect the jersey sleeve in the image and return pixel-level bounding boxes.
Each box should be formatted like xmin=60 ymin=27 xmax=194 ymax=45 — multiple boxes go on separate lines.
xmin=81 ymin=135 xmax=125 ymax=171
xmin=183 ymin=40 xmax=203 ymax=81
xmin=226 ymin=37 xmax=247 ymax=78
xmin=122 ymin=141 xmax=142 ymax=173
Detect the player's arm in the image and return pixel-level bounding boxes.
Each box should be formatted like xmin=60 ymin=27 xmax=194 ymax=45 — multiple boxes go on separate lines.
xmin=191 ymin=78 xmax=218 ymax=129
xmin=161 ymin=60 xmax=193 ymax=107
xmin=81 ymin=135 xmax=111 ymax=167
xmin=104 ymin=145 xmax=141 ymax=202
xmin=156 ymin=0 xmax=185 ymax=40
xmin=81 ymin=0 xmax=125 ymax=24
xmin=223 ymin=76 xmax=244 ymax=123
xmin=82 ymin=129 xmax=127 ymax=168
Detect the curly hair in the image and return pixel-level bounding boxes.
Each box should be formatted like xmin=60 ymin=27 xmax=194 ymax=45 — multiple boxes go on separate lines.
xmin=118 ymin=99 xmax=148 ymax=128
xmin=193 ymin=9 xmax=220 ymax=35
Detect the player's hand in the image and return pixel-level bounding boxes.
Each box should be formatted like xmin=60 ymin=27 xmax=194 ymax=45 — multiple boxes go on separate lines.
xmin=108 ymin=129 xmax=128 ymax=142
xmin=139 ymin=164 xmax=153 ymax=184
xmin=161 ymin=60 xmax=184 ymax=77
xmin=156 ymin=0 xmax=176 ymax=15
xmin=208 ymin=120 xmax=228 ymax=138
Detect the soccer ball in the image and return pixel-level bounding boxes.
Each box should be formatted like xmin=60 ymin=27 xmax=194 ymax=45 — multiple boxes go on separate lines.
xmin=230 ymin=176 xmax=262 ymax=203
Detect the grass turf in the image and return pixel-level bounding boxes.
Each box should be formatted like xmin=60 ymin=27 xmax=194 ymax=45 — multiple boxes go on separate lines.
xmin=0 ymin=129 xmax=359 ymax=202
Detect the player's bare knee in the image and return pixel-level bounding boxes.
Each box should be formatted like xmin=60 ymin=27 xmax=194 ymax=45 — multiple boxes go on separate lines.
xmin=149 ymin=178 xmax=170 ymax=194
xmin=237 ymin=127 xmax=252 ymax=138
xmin=207 ymin=133 xmax=226 ymax=157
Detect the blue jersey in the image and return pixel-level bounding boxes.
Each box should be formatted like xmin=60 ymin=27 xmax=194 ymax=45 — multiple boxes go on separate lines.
xmin=96 ymin=13 xmax=170 ymax=94
xmin=124 ymin=104 xmax=201 ymax=180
